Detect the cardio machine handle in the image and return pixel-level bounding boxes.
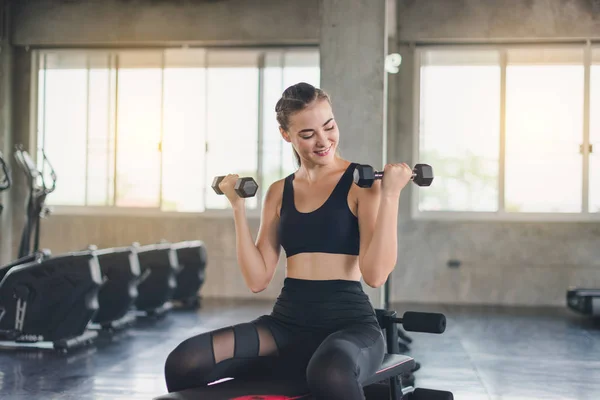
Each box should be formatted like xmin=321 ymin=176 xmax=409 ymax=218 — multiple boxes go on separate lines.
xmin=13 ymin=145 xmax=57 ymax=194
xmin=0 ymin=151 xmax=11 ymax=191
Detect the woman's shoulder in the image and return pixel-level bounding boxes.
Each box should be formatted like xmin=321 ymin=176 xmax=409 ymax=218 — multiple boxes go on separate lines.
xmin=264 ymin=177 xmax=287 ymax=202
xmin=268 ymin=177 xmax=287 ymax=190
xmin=340 ymin=158 xmax=360 ymax=168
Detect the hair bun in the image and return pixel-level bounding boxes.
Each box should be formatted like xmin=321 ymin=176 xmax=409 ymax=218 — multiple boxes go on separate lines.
xmin=275 ymin=82 xmax=330 ymax=134
xmin=283 ymin=82 xmax=316 ymax=102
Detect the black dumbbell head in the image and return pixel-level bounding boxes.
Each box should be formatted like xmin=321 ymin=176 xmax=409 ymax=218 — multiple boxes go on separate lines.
xmin=234 ymin=177 xmax=258 ymax=198
xmin=353 ymin=164 xmax=376 ymax=188
xmin=211 ymin=176 xmax=225 ymax=195
xmin=413 ymin=164 xmax=434 ymax=186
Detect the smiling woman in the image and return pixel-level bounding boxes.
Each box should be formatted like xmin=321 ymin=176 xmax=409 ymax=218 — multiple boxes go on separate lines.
xmin=275 ymin=83 xmax=340 ymax=167
xmin=163 ymin=81 xmax=415 ymax=399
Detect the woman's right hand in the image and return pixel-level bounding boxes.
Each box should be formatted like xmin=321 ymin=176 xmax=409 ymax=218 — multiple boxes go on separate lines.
xmin=218 ymin=174 xmax=245 ymax=209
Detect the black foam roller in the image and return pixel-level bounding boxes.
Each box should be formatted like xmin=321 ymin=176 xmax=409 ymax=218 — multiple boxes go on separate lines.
xmin=412 ymin=388 xmax=454 ymax=400
xmin=402 ymin=311 xmax=446 ymax=334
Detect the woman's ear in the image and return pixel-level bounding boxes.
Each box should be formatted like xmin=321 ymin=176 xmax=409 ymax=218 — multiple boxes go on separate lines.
xmin=279 ymin=126 xmax=292 ymax=143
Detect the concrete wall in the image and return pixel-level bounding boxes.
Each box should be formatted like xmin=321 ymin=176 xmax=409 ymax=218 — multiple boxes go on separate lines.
xmin=396 ymin=0 xmax=600 ymax=42
xmin=388 ymin=0 xmax=600 ymax=306
xmin=12 ymin=0 xmax=320 ymax=47
xmin=5 ymin=0 xmax=600 ymax=306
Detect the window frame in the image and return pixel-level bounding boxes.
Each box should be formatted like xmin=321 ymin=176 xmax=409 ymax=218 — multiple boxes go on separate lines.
xmin=411 ymin=42 xmax=600 ymax=222
xmin=29 ymin=46 xmax=319 ymax=219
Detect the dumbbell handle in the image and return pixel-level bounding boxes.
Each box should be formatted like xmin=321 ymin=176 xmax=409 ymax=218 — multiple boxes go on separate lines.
xmin=371 ymin=170 xmax=418 ymax=181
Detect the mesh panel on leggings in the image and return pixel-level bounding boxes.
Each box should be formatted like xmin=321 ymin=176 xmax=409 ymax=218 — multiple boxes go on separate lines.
xmin=212 ymin=323 xmax=279 ymax=363
xmin=165 ymin=320 xmax=280 ymax=392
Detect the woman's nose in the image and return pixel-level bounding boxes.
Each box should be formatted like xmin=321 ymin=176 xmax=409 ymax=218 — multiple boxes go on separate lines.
xmin=315 ymin=131 xmax=328 ymax=146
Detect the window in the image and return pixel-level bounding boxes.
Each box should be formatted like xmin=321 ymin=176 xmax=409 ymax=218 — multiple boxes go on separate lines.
xmin=201 ymin=50 xmax=260 ymax=211
xmin=505 ymin=48 xmax=584 ymax=213
xmin=37 ymin=53 xmax=90 ymax=207
xmin=116 ymin=51 xmax=163 ymax=208
xmin=418 ymin=50 xmax=501 ymax=212
xmin=34 ymin=47 xmax=320 ymax=212
xmin=416 ymin=45 xmax=599 ymax=219
xmin=161 ymin=49 xmax=207 ymax=213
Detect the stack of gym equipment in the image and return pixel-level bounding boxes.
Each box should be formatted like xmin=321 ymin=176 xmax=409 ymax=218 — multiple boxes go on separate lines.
xmin=0 ymin=145 xmax=209 ymax=351
xmin=566 ymin=287 xmax=600 ymax=319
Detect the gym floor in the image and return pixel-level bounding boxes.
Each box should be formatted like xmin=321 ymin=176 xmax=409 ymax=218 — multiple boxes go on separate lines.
xmin=1 ymin=299 xmax=598 ymax=400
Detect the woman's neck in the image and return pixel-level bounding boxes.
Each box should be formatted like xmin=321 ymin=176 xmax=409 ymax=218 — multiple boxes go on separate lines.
xmin=297 ymin=157 xmax=347 ymax=184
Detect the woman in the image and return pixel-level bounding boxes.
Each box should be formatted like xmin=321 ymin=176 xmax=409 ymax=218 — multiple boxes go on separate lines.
xmin=164 ymin=82 xmax=413 ymax=400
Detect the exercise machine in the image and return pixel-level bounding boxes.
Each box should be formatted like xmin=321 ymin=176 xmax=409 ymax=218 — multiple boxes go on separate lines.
xmin=153 ymin=309 xmax=453 ymax=400
xmin=384 ymin=271 xmax=420 ymax=383
xmin=567 ymin=287 xmax=600 ymax=318
xmin=0 ymin=151 xmax=53 ymax=305
xmin=0 ymin=249 xmax=103 ymax=352
xmin=170 ymin=240 xmax=208 ymax=309
xmin=13 ymin=145 xmax=56 ymax=258
xmin=1 ymin=149 xmax=53 ymax=300
xmin=88 ymin=245 xmax=142 ymax=332
xmin=134 ymin=242 xmax=180 ymax=317
xmin=0 ymin=150 xmax=10 ymax=215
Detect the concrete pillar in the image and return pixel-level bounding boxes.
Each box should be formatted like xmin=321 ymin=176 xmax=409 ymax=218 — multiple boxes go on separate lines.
xmin=9 ymin=47 xmax=34 ymax=260
xmin=320 ymin=0 xmax=390 ymax=308
xmin=0 ymin=6 xmax=13 ymax=265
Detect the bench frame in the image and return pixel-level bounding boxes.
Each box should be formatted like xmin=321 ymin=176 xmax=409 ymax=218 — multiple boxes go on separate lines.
xmin=374 ymin=308 xmax=414 ymax=399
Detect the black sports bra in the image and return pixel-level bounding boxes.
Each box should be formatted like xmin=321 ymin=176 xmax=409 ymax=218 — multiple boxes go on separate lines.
xmin=278 ymin=163 xmax=360 ymax=258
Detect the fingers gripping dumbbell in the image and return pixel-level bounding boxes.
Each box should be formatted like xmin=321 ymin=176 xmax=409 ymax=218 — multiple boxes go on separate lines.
xmin=353 ymin=163 xmax=434 ymax=188
xmin=211 ymin=176 xmax=259 ymax=198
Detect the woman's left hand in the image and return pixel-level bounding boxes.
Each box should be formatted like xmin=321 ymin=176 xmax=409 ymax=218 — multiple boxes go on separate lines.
xmin=381 ymin=163 xmax=413 ymax=198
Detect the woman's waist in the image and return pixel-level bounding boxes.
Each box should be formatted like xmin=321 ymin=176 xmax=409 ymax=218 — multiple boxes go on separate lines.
xmin=285 ymin=254 xmax=360 ymax=281
xmin=271 ymin=277 xmax=376 ymax=322
xmin=278 ymin=276 xmax=366 ymax=297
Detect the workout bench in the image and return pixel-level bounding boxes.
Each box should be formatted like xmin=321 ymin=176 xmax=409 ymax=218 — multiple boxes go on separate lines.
xmin=154 ymin=309 xmax=454 ymax=400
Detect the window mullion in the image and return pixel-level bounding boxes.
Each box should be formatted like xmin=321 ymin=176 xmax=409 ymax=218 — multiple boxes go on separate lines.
xmin=256 ymin=52 xmax=265 ymax=209
xmin=113 ymin=53 xmax=120 ymax=207
xmin=159 ymin=51 xmax=166 ymax=211
xmin=499 ymin=49 xmax=507 ymax=214
xmin=106 ymin=53 xmax=112 ymax=206
xmin=203 ymin=51 xmax=209 ymax=212
xmin=582 ymin=40 xmax=591 ymax=214
xmin=85 ymin=55 xmax=91 ymax=206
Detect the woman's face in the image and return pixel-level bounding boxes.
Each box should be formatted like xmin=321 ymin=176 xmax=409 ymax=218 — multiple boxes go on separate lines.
xmin=280 ymin=99 xmax=339 ymax=166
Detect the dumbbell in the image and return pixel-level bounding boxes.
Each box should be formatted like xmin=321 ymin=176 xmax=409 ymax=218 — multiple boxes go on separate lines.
xmin=211 ymin=176 xmax=258 ymax=198
xmin=353 ymin=163 xmax=434 ymax=188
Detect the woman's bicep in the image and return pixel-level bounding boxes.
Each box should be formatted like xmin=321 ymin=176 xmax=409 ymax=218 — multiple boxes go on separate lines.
xmin=357 ymin=181 xmax=381 ymax=262
xmin=255 ymin=182 xmax=283 ymax=279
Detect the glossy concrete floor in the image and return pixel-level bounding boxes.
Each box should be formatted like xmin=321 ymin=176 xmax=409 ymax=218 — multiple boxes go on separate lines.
xmin=0 ymin=299 xmax=599 ymax=400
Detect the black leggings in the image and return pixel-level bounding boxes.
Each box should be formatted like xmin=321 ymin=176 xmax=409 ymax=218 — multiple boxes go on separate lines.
xmin=164 ymin=278 xmax=386 ymax=400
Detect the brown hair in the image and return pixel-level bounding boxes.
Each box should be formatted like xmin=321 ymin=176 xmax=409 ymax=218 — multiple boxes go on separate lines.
xmin=275 ymin=82 xmax=331 ymax=167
